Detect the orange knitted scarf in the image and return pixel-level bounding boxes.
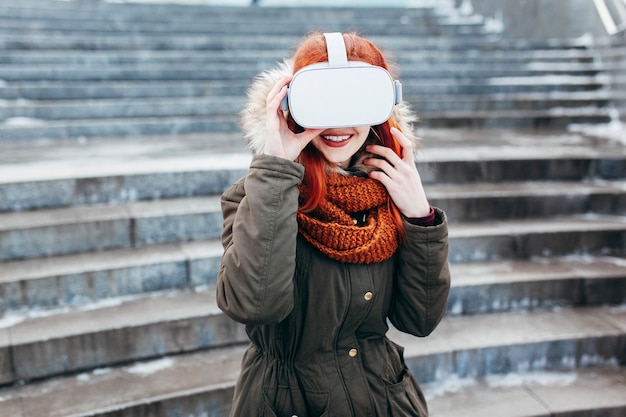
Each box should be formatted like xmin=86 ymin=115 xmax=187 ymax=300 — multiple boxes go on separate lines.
xmin=297 ymin=174 xmax=400 ymax=264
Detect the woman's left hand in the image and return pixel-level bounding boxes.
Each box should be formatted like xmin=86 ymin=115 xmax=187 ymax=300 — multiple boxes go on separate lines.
xmin=364 ymin=127 xmax=431 ymax=218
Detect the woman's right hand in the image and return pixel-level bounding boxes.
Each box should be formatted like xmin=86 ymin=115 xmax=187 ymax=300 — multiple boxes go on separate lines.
xmin=263 ymin=75 xmax=323 ymax=161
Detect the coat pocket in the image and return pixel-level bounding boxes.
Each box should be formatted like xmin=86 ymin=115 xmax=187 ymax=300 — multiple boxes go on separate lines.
xmin=385 ymin=368 xmax=428 ymax=417
xmin=262 ymin=385 xmax=330 ymax=417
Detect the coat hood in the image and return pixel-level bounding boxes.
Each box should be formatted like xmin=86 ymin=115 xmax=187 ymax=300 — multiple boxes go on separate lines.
xmin=239 ymin=59 xmax=420 ymax=156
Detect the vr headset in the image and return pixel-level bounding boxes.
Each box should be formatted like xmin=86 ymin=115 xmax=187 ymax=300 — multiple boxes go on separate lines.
xmin=281 ymin=32 xmax=402 ymax=129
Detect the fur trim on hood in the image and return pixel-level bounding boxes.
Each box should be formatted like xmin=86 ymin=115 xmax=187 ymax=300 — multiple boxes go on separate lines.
xmin=239 ymin=59 xmax=420 ymax=158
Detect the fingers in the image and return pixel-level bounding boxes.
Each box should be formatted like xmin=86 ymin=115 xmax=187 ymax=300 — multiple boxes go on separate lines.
xmin=266 ymin=75 xmax=292 ymax=115
xmin=365 ymin=127 xmax=415 ymax=169
xmin=390 ymin=127 xmax=415 ymax=165
xmin=263 ymin=75 xmax=322 ymax=160
xmin=265 ymin=76 xmax=292 ymax=135
xmin=364 ymin=147 xmax=402 ymax=180
xmin=364 ymin=128 xmax=429 ymax=218
xmin=267 ymin=75 xmax=291 ymax=103
xmin=365 ymin=145 xmax=399 ymax=167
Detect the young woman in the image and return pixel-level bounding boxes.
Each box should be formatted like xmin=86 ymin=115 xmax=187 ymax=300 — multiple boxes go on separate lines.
xmin=217 ymin=32 xmax=450 ymax=417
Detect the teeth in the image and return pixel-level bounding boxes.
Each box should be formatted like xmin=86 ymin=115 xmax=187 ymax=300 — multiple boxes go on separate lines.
xmin=322 ymin=135 xmax=350 ymax=142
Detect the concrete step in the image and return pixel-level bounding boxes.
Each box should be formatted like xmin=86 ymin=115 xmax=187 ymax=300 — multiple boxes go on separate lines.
xmin=0 ymin=93 xmax=613 ymax=123
xmin=0 ymin=114 xmax=240 ymax=142
xmin=0 ymin=3 xmax=454 ymax=17
xmin=398 ymin=305 xmax=626 ymax=383
xmin=0 ymin=4 xmax=496 ymax=37
xmin=417 ymin=129 xmax=626 ymax=183
xmin=0 ymin=196 xmax=222 ymax=262
xmin=2 ymin=129 xmax=625 ymax=212
xmin=412 ymin=91 xmax=612 ymax=112
xmin=448 ymin=256 xmax=626 ymax=316
xmin=0 ymin=107 xmax=614 ymax=141
xmin=399 ymin=48 xmax=597 ymax=63
xmin=0 ymin=32 xmax=299 ymax=52
xmin=414 ymin=104 xmax=612 ymax=125
xmin=424 ymin=367 xmax=626 ymax=417
xmin=0 ymin=48 xmax=598 ymax=67
xmin=0 ymin=240 xmax=222 ymax=316
xmin=0 ymin=304 xmax=623 ymax=412
xmin=448 ymin=214 xmax=626 ymax=262
xmin=419 ymin=107 xmax=612 ymax=128
xmin=0 ymin=10 xmax=465 ymax=26
xmin=428 ymin=180 xmax=626 ymax=222
xmin=0 ymin=97 xmax=245 ymax=122
xmin=0 ymin=81 xmax=243 ymax=101
xmin=0 ymin=50 xmax=289 ymax=66
xmin=0 ymin=345 xmax=245 ymax=417
xmin=1 ymin=181 xmax=625 ymax=260
xmin=0 ymin=289 xmax=248 ymax=384
xmin=0 ymin=136 xmax=249 ymax=212
xmin=0 ymin=62 xmax=605 ymax=83
xmin=0 ymin=65 xmax=261 ymax=82
xmin=1 ymin=74 xmax=609 ymax=102
xmin=8 ymin=191 xmax=618 ymax=261
xmin=0 ymin=356 xmax=624 ymax=417
xmin=0 ymin=19 xmax=489 ymax=37
xmin=2 ymin=233 xmax=624 ymax=318
xmin=0 ymin=33 xmax=593 ymax=52
xmin=0 ymin=3 xmax=451 ymax=21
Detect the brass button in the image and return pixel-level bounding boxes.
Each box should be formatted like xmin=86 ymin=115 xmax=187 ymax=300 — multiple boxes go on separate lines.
xmin=364 ymin=291 xmax=373 ymax=301
xmin=349 ymin=348 xmax=358 ymax=357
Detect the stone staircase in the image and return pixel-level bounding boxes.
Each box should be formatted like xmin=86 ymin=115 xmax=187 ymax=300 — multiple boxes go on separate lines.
xmin=0 ymin=0 xmax=617 ymax=139
xmin=0 ymin=1 xmax=625 ymax=416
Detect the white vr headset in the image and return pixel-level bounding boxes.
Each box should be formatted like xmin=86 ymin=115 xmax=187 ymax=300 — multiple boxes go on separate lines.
xmin=281 ymin=32 xmax=403 ymax=129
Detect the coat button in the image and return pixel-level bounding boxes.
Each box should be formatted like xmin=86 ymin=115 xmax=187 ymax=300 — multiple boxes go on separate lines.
xmin=349 ymin=348 xmax=358 ymax=357
xmin=364 ymin=291 xmax=373 ymax=301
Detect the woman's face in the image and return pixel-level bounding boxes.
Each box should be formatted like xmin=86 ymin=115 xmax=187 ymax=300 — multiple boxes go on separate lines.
xmin=309 ymin=126 xmax=370 ymax=168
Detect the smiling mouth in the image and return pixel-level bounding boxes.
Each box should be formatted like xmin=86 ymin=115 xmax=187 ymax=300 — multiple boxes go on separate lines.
xmin=321 ymin=134 xmax=351 ymax=142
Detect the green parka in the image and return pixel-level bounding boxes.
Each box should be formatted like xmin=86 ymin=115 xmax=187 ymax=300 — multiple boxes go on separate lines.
xmin=217 ymin=60 xmax=450 ymax=417
xmin=217 ymin=154 xmax=450 ymax=417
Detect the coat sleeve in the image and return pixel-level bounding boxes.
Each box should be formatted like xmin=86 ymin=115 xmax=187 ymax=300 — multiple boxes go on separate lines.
xmin=217 ymin=154 xmax=305 ymax=325
xmin=388 ymin=207 xmax=451 ymax=337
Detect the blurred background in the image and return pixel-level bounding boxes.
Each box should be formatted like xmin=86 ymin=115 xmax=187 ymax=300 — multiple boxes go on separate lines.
xmin=0 ymin=0 xmax=624 ymax=416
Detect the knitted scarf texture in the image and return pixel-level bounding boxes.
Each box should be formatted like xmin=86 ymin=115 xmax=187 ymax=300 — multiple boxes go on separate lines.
xmin=297 ymin=174 xmax=400 ymax=264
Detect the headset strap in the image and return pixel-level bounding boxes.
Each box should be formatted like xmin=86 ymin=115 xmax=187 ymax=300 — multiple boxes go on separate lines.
xmin=323 ymin=32 xmax=348 ymax=66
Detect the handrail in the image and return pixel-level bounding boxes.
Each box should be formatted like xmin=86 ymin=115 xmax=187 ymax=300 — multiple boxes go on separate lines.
xmin=593 ymin=0 xmax=626 ymax=35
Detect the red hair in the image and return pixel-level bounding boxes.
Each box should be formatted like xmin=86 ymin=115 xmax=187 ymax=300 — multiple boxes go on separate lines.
xmin=290 ymin=32 xmax=406 ymax=235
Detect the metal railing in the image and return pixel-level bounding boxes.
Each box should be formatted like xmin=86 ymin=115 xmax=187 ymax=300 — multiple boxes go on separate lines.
xmin=593 ymin=0 xmax=626 ymax=35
